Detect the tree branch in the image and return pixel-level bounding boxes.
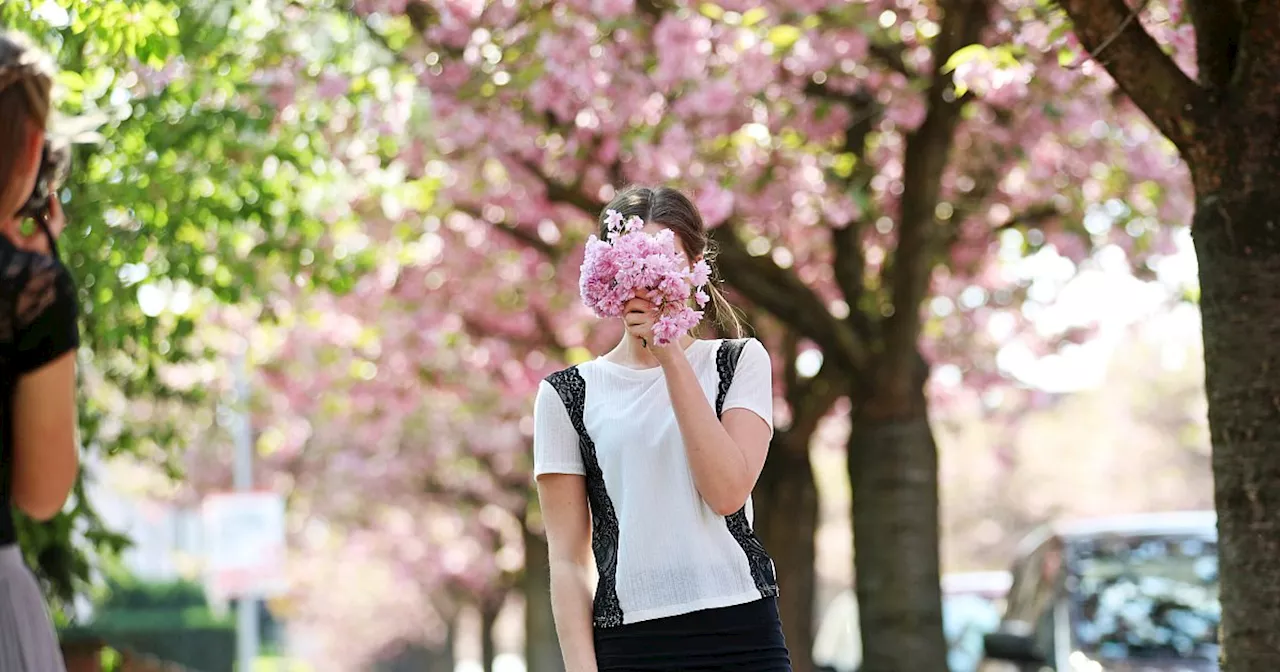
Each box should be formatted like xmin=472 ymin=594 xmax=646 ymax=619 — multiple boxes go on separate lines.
xmin=499 ymin=223 xmax=561 ymax=259
xmin=1057 ymin=0 xmax=1205 ymax=151
xmin=634 ymin=0 xmax=672 ymax=20
xmin=461 ymin=313 xmax=553 ymax=356
xmin=805 ymin=6 xmax=913 ymax=77
xmin=788 ymin=361 xmax=846 ymax=441
xmin=1186 ymin=0 xmax=1244 ymax=91
xmin=451 ymin=202 xmax=563 ymax=260
xmin=829 ymin=88 xmax=880 ymax=321
xmin=831 ymin=224 xmax=866 ymax=315
xmin=782 ymin=330 xmax=800 ymax=396
xmin=506 ymin=152 xmax=875 ymax=381
xmin=869 ymin=43 xmax=912 ymax=78
xmin=514 ymin=158 xmax=604 ymax=216
xmin=404 ymin=0 xmax=435 ymax=35
xmin=531 ymin=306 xmax=570 ymax=361
xmin=711 ymin=226 xmax=869 ymax=376
xmin=995 ymin=202 xmax=1066 ymax=231
xmin=880 ymin=0 xmax=989 ymax=408
xmin=349 ymin=1 xmax=462 ymax=63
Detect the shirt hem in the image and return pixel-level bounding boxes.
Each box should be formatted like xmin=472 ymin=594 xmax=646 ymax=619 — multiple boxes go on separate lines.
xmin=533 ymin=464 xmax=586 ymax=478
xmin=620 ymin=588 xmax=770 ymax=626
xmin=718 ymin=403 xmax=775 ymax=438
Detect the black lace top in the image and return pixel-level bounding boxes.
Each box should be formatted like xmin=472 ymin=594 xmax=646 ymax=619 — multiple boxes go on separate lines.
xmin=0 ymin=236 xmax=79 ymax=546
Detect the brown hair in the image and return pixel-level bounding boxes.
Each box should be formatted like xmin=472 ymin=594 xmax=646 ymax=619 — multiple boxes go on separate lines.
xmin=598 ymin=185 xmax=744 ymax=338
xmin=0 ymin=31 xmax=54 ymax=215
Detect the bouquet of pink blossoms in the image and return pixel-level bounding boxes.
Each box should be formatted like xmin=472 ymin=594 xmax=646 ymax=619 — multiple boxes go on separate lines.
xmin=579 ymin=209 xmax=713 ymax=346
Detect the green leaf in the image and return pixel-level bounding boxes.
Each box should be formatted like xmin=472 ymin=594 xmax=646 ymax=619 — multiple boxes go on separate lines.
xmin=57 ymin=71 xmax=87 ymax=91
xmin=403 ymin=177 xmax=440 ymax=212
xmin=1047 ymin=19 xmax=1073 ymax=44
xmin=742 ymin=7 xmax=768 ymax=26
xmin=768 ymin=25 xmax=803 ymax=51
xmin=833 ymin=152 xmax=857 ymax=179
xmin=566 ymin=346 xmax=593 ymax=365
xmin=942 ymin=43 xmax=991 ymax=74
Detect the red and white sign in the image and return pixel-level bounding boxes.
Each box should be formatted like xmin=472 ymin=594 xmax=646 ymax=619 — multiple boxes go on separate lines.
xmin=200 ymin=491 xmax=287 ymax=599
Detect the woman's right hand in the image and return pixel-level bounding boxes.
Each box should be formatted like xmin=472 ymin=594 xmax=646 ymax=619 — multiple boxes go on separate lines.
xmin=4 ymin=196 xmax=64 ymax=255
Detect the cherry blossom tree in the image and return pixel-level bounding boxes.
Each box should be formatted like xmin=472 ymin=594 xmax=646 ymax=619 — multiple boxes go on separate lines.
xmin=345 ymin=0 xmax=1189 ymax=668
xmin=3 ymin=0 xmax=519 ymax=660
xmin=68 ymin=0 xmax=1201 ymax=668
xmin=1046 ymin=0 xmax=1280 ymax=665
xmin=152 ymin=277 xmax=536 ymax=670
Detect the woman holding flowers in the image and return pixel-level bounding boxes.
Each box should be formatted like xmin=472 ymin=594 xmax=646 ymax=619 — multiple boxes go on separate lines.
xmin=533 ymin=185 xmax=790 ymax=671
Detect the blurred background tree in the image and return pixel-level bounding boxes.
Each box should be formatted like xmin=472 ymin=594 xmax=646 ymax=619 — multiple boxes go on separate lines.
xmin=1 ymin=0 xmax=378 ymax=607
xmin=2 ymin=1 xmax=1242 ymax=671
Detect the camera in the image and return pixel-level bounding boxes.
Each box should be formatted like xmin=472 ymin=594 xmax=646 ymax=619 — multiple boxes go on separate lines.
xmin=15 ymin=137 xmax=70 ymax=222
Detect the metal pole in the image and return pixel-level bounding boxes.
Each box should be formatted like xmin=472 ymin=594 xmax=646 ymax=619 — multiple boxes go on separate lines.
xmin=233 ymin=347 xmax=260 ymax=672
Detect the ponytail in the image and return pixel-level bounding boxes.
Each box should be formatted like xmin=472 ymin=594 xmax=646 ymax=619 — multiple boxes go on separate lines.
xmin=699 ymin=235 xmax=745 ymax=338
xmin=704 ymin=281 xmax=745 ymax=338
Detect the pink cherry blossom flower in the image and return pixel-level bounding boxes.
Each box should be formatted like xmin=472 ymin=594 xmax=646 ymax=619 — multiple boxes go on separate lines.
xmin=579 ymin=217 xmax=710 ymax=345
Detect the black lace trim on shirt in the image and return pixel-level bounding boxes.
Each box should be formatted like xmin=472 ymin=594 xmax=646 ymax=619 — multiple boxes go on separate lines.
xmin=715 ymin=339 xmax=780 ymax=599
xmin=545 ymin=366 xmax=625 ymax=628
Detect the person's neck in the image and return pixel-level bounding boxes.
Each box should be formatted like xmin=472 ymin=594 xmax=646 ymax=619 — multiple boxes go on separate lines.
xmin=609 ymin=333 xmax=695 ymax=369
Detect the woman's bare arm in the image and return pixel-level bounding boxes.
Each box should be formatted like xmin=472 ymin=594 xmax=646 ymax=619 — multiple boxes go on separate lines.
xmin=538 ymin=473 xmax=597 ymax=672
xmin=11 ymin=351 xmax=78 ymax=520
xmin=659 ymin=351 xmax=770 ymax=515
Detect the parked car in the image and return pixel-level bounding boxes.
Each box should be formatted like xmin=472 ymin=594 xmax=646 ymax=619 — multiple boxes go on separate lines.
xmin=814 ymin=570 xmax=1012 ymax=672
xmin=980 ymin=510 xmax=1219 ymax=672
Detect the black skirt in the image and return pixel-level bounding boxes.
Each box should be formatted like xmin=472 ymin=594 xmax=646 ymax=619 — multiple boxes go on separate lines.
xmin=594 ymin=597 xmax=792 ymax=671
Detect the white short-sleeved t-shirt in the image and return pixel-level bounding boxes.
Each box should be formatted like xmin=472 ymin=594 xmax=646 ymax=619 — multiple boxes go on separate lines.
xmin=533 ymin=338 xmax=780 ymax=628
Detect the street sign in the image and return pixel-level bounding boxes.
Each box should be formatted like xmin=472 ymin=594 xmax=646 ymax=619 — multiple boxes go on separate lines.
xmin=200 ymin=491 xmax=287 ymax=599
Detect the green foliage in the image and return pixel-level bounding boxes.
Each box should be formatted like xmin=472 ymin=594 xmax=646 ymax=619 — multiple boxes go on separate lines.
xmin=1 ymin=0 xmax=383 ymax=606
xmin=19 ymin=477 xmax=131 ymax=606
xmin=74 ymin=570 xmax=236 ymax=671
xmin=100 ymin=646 xmax=123 ymax=672
xmin=74 ymin=622 xmax=237 ymax=672
xmin=94 ymin=569 xmax=210 ymax=612
xmin=94 ymin=607 xmax=232 ymax=630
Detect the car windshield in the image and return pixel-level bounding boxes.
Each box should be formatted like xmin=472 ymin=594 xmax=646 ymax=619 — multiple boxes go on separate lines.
xmin=1066 ymin=534 xmax=1219 ymax=661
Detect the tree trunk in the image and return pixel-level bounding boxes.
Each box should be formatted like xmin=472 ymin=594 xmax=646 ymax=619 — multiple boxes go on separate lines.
xmin=481 ymin=601 xmax=500 ymax=672
xmin=753 ymin=435 xmax=820 ymax=672
xmin=1050 ymin=0 xmax=1280 ymax=667
xmin=847 ymin=397 xmax=947 ymax=672
xmin=1193 ymin=188 xmax=1280 ymax=670
xmin=374 ymin=632 xmax=456 ymax=672
xmin=523 ymin=518 xmax=563 ymax=672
